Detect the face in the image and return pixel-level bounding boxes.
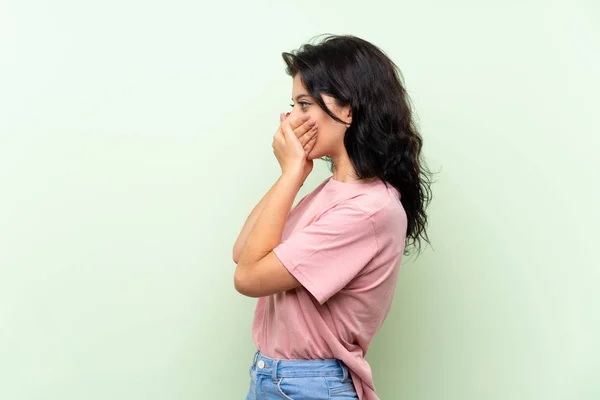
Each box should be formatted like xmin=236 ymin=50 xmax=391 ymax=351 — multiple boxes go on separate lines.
xmin=289 ymin=74 xmax=352 ymax=160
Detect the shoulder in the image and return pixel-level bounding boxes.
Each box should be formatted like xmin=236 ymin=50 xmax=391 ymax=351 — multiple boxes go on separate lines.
xmin=345 ymin=185 xmax=404 ymax=215
xmin=345 ymin=189 xmax=407 ymax=233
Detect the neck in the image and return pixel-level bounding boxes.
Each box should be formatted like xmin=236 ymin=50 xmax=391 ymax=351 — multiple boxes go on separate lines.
xmin=331 ymin=153 xmax=377 ymax=184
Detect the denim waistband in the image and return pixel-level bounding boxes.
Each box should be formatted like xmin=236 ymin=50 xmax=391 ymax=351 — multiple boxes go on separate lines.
xmin=251 ymin=350 xmax=350 ymax=382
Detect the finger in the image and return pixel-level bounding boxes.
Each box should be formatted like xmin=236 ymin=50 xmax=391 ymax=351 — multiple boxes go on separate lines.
xmin=280 ymin=113 xmax=285 ymax=123
xmin=281 ymin=118 xmax=298 ymax=143
xmin=273 ymin=127 xmax=285 ymax=146
xmin=289 ymin=114 xmax=310 ymax=130
xmin=305 ymin=132 xmax=317 ymax=147
xmin=298 ymin=128 xmax=317 ymax=146
xmin=304 ymin=134 xmax=317 ymax=156
xmin=300 ymin=125 xmax=318 ymax=146
xmin=295 ymin=120 xmax=317 ymax=140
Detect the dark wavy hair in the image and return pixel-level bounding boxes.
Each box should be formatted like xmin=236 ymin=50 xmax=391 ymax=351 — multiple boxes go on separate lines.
xmin=282 ymin=34 xmax=433 ymax=256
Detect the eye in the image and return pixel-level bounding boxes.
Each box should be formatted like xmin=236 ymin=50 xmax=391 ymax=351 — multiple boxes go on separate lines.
xmin=290 ymin=102 xmax=311 ymax=111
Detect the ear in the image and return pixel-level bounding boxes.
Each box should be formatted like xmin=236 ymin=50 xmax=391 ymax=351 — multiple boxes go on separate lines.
xmin=344 ymin=104 xmax=352 ymax=126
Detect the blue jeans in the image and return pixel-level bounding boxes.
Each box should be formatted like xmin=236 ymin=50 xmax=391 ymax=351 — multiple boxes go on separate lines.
xmin=245 ymin=350 xmax=359 ymax=399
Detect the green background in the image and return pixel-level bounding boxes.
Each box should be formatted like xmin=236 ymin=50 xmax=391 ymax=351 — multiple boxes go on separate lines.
xmin=1 ymin=1 xmax=598 ymax=399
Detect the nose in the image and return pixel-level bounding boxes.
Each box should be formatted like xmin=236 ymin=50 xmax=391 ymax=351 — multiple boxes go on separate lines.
xmin=287 ymin=109 xmax=302 ymax=121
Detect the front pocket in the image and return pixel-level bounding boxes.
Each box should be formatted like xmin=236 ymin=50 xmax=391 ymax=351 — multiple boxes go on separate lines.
xmin=329 ymin=382 xmax=356 ymax=394
xmin=277 ymin=378 xmax=294 ymax=400
xmin=327 ymin=376 xmax=359 ymax=398
xmin=277 ymin=376 xmax=329 ymax=400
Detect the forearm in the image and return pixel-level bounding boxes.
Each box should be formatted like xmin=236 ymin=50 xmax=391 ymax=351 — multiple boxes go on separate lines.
xmin=238 ymin=173 xmax=303 ymax=265
xmin=233 ymin=179 xmax=287 ymax=263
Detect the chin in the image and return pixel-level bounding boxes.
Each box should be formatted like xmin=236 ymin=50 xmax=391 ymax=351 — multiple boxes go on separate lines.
xmin=307 ymin=146 xmax=325 ymax=160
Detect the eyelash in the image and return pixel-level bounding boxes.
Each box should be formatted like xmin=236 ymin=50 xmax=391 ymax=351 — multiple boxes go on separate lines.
xmin=290 ymin=101 xmax=310 ymax=110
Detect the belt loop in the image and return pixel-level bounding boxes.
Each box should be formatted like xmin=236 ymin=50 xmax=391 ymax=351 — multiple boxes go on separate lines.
xmin=271 ymin=359 xmax=279 ymax=383
xmin=338 ymin=360 xmax=348 ymax=383
xmin=252 ymin=350 xmax=259 ymax=366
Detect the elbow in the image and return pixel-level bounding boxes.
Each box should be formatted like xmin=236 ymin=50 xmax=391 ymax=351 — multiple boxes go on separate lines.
xmin=234 ymin=265 xmax=251 ymax=296
xmin=234 ymin=268 xmax=244 ymax=294
xmin=234 ymin=265 xmax=259 ymax=298
xmin=232 ymin=246 xmax=241 ymax=264
xmin=232 ymin=242 xmax=244 ymax=264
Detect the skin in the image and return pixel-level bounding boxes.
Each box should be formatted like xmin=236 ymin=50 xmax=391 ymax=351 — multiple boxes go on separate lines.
xmin=234 ymin=74 xmax=377 ymax=298
xmin=288 ymin=73 xmax=378 ymax=184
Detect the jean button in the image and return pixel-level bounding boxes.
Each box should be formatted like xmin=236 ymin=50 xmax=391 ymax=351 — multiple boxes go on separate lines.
xmin=257 ymin=360 xmax=265 ymax=369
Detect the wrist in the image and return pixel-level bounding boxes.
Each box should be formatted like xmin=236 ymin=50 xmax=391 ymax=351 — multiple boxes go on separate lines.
xmin=280 ymin=170 xmax=304 ymax=188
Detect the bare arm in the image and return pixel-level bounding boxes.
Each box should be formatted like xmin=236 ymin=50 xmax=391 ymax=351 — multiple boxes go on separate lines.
xmin=234 ymin=172 xmax=304 ymax=296
xmin=232 ymin=180 xmax=281 ymax=263
xmin=232 ymin=113 xmax=313 ymax=263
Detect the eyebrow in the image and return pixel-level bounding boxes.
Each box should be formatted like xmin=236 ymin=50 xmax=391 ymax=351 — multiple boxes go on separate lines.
xmin=292 ymin=94 xmax=311 ymax=101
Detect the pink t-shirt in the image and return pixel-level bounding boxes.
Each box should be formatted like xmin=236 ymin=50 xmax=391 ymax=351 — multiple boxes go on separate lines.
xmin=251 ymin=175 xmax=407 ymax=400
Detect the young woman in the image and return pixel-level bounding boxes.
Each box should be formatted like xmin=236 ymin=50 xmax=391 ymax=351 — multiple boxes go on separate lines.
xmin=233 ymin=34 xmax=432 ymax=400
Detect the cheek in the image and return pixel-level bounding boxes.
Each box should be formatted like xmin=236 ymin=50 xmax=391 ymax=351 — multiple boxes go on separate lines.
xmin=312 ymin=126 xmax=328 ymax=150
xmin=312 ymin=113 xmax=327 ymax=125
xmin=314 ymin=120 xmax=331 ymax=139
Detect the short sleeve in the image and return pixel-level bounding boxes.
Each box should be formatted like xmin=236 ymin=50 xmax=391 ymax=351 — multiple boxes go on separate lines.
xmin=272 ymin=203 xmax=379 ymax=304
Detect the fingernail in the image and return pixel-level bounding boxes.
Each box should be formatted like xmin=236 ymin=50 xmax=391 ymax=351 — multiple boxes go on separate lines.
xmin=301 ymin=115 xmax=310 ymax=121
